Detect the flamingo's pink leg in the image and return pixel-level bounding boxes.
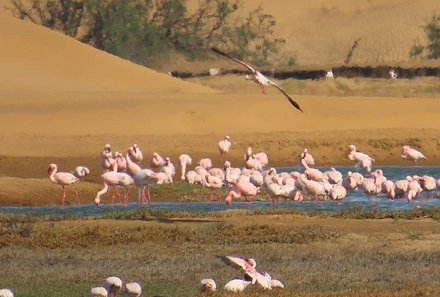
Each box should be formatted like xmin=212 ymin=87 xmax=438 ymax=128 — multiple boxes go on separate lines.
xmin=259 ymin=83 xmax=266 ymax=94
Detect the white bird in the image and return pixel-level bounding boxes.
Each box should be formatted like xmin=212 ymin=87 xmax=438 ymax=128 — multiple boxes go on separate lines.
xmin=224 ymin=279 xmax=251 ymax=292
xmin=218 ymin=135 xmax=232 ymax=162
xmin=263 ymin=272 xmax=285 ymax=289
xmin=103 ymin=276 xmax=122 ymax=297
xmin=71 ymin=166 xmax=90 ymax=178
xmin=90 ymin=287 xmax=108 ymax=297
xmin=220 ymin=256 xmax=258 ymax=284
xmin=401 ymin=145 xmax=428 ymax=164
xmin=123 ymin=282 xmax=142 ymax=297
xmin=211 ymin=47 xmax=303 ymax=112
xmin=0 ymin=289 xmax=14 ymax=297
xmin=199 ymin=279 xmax=217 ymax=293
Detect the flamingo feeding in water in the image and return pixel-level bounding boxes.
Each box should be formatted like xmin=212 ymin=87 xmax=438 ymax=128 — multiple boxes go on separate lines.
xmin=211 ymin=47 xmax=303 ymax=112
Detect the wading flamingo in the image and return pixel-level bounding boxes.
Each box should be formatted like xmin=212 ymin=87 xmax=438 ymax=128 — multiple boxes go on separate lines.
xmin=225 ymin=180 xmax=258 ymax=204
xmin=401 ymin=145 xmax=428 ymax=164
xmin=47 ymin=163 xmax=81 ymax=207
xmin=211 ymin=47 xmax=303 ymax=112
xmin=95 ymin=163 xmax=134 ymax=206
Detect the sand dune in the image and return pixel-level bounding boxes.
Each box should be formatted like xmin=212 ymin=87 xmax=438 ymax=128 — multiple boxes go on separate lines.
xmin=0 ymin=13 xmax=214 ymax=94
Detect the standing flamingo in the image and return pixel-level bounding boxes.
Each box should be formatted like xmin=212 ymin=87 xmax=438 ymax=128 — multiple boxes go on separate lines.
xmin=100 ymin=144 xmax=115 ymax=172
xmin=211 ymin=47 xmax=303 ymax=112
xmin=179 ymin=154 xmax=192 ymax=181
xmin=95 ymin=163 xmax=134 ymax=206
xmin=151 ymin=152 xmax=165 ymax=170
xmin=47 ymin=163 xmax=81 ymax=207
xmin=300 ymin=148 xmax=315 ymax=167
xmin=218 ymin=135 xmax=232 ymax=162
xmin=131 ymin=144 xmax=143 ymax=163
xmin=225 ymin=180 xmax=259 ymax=204
xmin=401 ymin=145 xmax=428 ymax=164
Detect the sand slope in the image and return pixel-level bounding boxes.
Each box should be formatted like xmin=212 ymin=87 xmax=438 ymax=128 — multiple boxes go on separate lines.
xmin=0 ymin=13 xmax=214 ymax=94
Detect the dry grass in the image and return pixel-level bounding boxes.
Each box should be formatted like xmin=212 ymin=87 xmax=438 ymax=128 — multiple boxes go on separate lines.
xmin=188 ymin=76 xmax=440 ymax=98
xmin=1 ymin=212 xmax=440 ymax=296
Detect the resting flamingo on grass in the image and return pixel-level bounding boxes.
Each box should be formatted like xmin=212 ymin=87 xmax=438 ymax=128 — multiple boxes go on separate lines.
xmin=199 ymin=279 xmax=217 ymax=293
xmin=0 ymin=289 xmax=14 ymax=297
xmin=48 ymin=163 xmax=82 ymax=207
xmin=123 ymin=282 xmax=142 ymax=297
xmin=103 ymin=276 xmax=122 ymax=297
xmin=211 ymin=47 xmax=303 ymax=112
xmin=90 ymin=287 xmax=107 ymax=297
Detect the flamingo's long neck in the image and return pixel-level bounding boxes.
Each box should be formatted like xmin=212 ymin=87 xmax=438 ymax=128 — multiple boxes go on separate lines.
xmin=49 ymin=167 xmax=58 ymax=184
xmin=126 ymin=154 xmax=141 ymax=175
xmin=300 ymin=158 xmax=310 ymax=170
xmin=180 ymin=163 xmax=187 ymax=181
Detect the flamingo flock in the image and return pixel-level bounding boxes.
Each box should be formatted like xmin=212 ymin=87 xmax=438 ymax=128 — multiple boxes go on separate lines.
xmin=47 ymin=138 xmax=434 ymax=206
xmin=200 ymin=256 xmax=284 ymax=294
xmin=90 ymin=276 xmax=141 ymax=297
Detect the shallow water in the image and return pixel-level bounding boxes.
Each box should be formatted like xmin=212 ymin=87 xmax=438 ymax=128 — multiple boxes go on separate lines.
xmin=1 ymin=166 xmax=439 ymax=217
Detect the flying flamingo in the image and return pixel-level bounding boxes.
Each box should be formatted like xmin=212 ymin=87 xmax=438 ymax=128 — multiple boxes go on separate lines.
xmin=218 ymin=135 xmax=232 ymax=162
xmin=211 ymin=47 xmax=303 ymax=112
xmin=401 ymin=145 xmax=428 ymax=164
xmin=47 ymin=163 xmax=81 ymax=207
xmin=220 ymin=256 xmax=258 ymax=284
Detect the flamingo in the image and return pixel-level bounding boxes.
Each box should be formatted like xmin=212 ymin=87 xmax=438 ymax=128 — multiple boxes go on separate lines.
xmin=100 ymin=144 xmax=115 ymax=172
xmin=199 ymin=279 xmax=217 ymax=293
xmin=395 ymin=179 xmax=409 ymax=198
xmin=103 ymin=276 xmax=122 ymax=297
xmin=328 ymin=184 xmax=347 ymax=200
xmin=71 ymin=166 xmax=90 ymax=178
xmin=401 ymin=145 xmax=427 ymax=164
xmin=224 ymin=279 xmax=252 ymax=292
xmin=123 ymin=282 xmax=141 ymax=297
xmin=47 ymin=163 xmax=81 ymax=207
xmin=95 ymin=163 xmax=134 ymax=206
xmin=161 ymin=157 xmax=175 ymax=183
xmin=218 ymin=135 xmax=232 ymax=162
xmin=299 ymin=174 xmax=326 ymax=199
xmin=199 ymin=158 xmax=213 ymax=170
xmin=263 ymin=272 xmax=285 ymax=288
xmin=131 ymin=144 xmax=143 ymax=163
xmin=381 ymin=180 xmax=396 ymax=199
xmin=202 ymin=171 xmax=224 ymax=201
xmin=348 ymin=144 xmax=375 ymax=173
xmin=224 ymin=161 xmax=241 ymax=184
xmin=185 ymin=170 xmax=203 ymax=185
xmin=300 ymin=148 xmax=315 ymax=167
xmin=90 ymin=287 xmax=107 ymax=297
xmin=151 ymin=152 xmax=165 ymax=170
xmin=211 ymin=47 xmax=303 ymax=112
xmin=220 ymin=256 xmax=258 ymax=284
xmin=225 ymin=180 xmax=259 ymax=204
xmin=324 ymin=167 xmax=343 ymax=184
xmin=115 ymin=152 xmax=127 ymax=172
xmin=0 ymin=289 xmax=14 ymax=297
xmin=342 ymin=171 xmax=359 ymax=191
xmin=179 ymin=154 xmax=192 ymax=181
xmin=406 ymin=176 xmax=423 ymax=201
